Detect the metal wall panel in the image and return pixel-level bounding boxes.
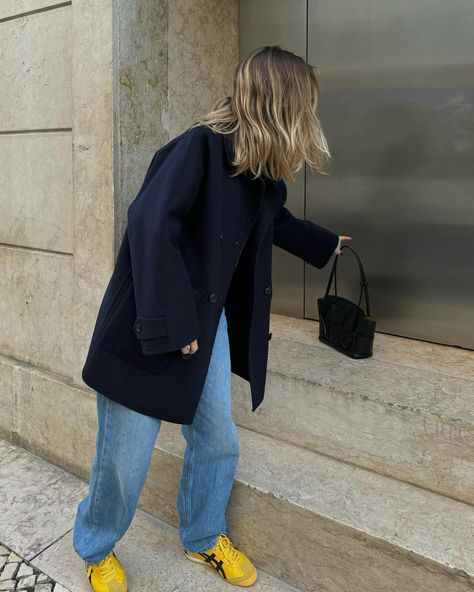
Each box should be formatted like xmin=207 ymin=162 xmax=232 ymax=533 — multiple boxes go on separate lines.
xmin=306 ymin=0 xmax=474 ymax=348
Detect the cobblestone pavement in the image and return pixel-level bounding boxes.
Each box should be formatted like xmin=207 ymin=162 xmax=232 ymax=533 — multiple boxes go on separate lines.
xmin=0 ymin=543 xmax=69 ymax=592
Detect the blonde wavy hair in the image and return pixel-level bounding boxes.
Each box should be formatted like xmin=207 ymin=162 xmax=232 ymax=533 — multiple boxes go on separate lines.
xmin=191 ymin=45 xmax=330 ymax=183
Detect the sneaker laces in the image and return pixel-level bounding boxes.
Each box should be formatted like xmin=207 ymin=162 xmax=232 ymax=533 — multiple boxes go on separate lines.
xmin=95 ymin=553 xmax=116 ymax=580
xmin=216 ymin=534 xmax=240 ymax=566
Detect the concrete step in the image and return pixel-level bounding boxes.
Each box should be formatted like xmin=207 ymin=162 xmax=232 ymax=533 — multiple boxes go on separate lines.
xmin=0 ymin=437 xmax=300 ymax=592
xmin=230 ymin=312 xmax=474 ymax=505
xmin=154 ymin=420 xmax=474 ymax=592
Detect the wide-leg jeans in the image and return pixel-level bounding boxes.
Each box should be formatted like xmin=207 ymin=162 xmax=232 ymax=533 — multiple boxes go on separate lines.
xmin=72 ymin=308 xmax=240 ymax=565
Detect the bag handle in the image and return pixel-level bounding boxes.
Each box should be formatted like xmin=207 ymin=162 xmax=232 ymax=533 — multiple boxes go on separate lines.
xmin=323 ymin=245 xmax=371 ymax=316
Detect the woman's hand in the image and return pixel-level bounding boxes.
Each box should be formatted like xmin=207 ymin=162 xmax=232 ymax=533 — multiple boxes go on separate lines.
xmin=336 ymin=235 xmax=352 ymax=255
xmin=181 ymin=338 xmax=199 ymax=359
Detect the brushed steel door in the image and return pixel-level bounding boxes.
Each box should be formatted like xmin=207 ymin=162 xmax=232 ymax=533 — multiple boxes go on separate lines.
xmin=240 ymin=1 xmax=474 ymax=349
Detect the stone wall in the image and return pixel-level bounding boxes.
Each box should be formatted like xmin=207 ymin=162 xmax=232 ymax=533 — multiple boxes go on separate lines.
xmin=0 ymin=0 xmax=237 ymax=474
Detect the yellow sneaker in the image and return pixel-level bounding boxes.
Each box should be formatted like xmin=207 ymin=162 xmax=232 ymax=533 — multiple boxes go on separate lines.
xmin=184 ymin=533 xmax=257 ymax=586
xmin=85 ymin=550 xmax=128 ymax=592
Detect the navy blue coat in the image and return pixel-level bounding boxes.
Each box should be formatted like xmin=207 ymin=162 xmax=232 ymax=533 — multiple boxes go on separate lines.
xmin=81 ymin=124 xmax=339 ymax=424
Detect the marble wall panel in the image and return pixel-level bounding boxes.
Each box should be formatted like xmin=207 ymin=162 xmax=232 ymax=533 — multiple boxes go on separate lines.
xmin=0 ymin=4 xmax=71 ymax=130
xmin=0 ymin=247 xmax=73 ymax=376
xmin=0 ymin=132 xmax=73 ymax=252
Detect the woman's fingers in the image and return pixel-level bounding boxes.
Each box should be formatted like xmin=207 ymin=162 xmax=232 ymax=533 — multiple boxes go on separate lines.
xmin=181 ymin=339 xmax=199 ymax=356
xmin=337 ymin=235 xmax=352 ymax=255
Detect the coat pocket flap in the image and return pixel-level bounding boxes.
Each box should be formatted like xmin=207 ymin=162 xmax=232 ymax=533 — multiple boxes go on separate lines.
xmin=133 ymin=316 xmax=168 ymax=340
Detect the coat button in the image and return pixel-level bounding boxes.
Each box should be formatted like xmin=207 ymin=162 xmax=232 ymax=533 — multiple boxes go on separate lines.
xmin=220 ymin=232 xmax=224 ymax=240
xmin=208 ymin=292 xmax=217 ymax=303
xmin=268 ymin=332 xmax=272 ymax=341
xmin=263 ymin=285 xmax=272 ymax=296
xmin=135 ymin=322 xmax=142 ymax=333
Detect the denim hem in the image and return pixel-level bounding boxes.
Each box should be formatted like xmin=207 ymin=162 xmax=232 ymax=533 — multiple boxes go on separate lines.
xmin=184 ymin=532 xmax=223 ymax=553
xmin=80 ymin=546 xmax=115 ymax=566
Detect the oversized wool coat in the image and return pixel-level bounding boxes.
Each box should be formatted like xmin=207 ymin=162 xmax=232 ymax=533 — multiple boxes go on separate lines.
xmin=81 ymin=124 xmax=340 ymax=424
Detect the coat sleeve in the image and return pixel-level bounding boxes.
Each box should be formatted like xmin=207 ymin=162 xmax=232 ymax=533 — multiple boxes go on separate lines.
xmin=272 ymin=182 xmax=340 ymax=269
xmin=126 ymin=128 xmax=207 ymax=355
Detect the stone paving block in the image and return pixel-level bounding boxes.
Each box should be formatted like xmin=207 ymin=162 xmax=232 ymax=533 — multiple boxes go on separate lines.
xmin=16 ymin=563 xmax=33 ymax=578
xmin=37 ymin=574 xmax=49 ymax=583
xmin=0 ymin=542 xmax=58 ymax=592
xmin=17 ymin=573 xmax=36 ymax=588
xmin=0 ymin=562 xmax=18 ymax=581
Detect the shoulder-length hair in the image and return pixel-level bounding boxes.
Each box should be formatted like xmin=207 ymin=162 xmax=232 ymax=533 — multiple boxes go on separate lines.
xmin=191 ymin=45 xmax=330 ymax=183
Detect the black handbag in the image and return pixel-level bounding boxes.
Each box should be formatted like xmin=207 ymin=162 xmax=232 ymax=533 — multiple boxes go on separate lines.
xmin=317 ymin=245 xmax=376 ymax=359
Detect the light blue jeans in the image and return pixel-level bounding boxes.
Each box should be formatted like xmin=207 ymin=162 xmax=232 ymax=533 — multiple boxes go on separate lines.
xmin=72 ymin=308 xmax=240 ymax=565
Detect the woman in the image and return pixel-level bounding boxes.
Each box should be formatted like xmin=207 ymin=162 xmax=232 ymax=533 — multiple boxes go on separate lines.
xmin=73 ymin=45 xmax=351 ymax=591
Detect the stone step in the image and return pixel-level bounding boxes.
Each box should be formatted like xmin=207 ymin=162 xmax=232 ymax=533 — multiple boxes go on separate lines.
xmin=154 ymin=420 xmax=474 ymax=592
xmin=230 ymin=312 xmax=474 ymax=505
xmin=0 ymin=437 xmax=300 ymax=592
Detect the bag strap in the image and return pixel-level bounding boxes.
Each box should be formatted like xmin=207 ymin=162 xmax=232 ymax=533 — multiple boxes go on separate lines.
xmin=323 ymin=245 xmax=371 ymax=316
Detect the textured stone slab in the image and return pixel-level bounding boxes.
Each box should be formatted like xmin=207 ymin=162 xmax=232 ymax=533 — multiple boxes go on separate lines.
xmin=0 ymin=247 xmax=73 ymax=377
xmin=0 ymin=425 xmax=15 ymax=460
xmin=0 ymin=1 xmax=67 ymax=21
xmin=268 ymin=339 xmax=474 ymax=421
xmin=269 ymin=312 xmax=474 ymax=381
xmin=0 ymin=133 xmax=73 ymax=253
xmin=0 ymin=5 xmax=71 ymax=130
xmin=231 ymin=312 xmax=474 ymax=504
xmin=0 ymin=440 xmax=87 ymax=560
xmin=0 ymin=359 xmax=15 ymax=439
xmin=52 ymin=584 xmax=70 ymax=592
xmin=153 ymin=421 xmax=474 ymax=592
xmin=7 ymin=357 xmax=97 ymax=480
xmin=70 ymin=0 xmax=115 ymax=387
